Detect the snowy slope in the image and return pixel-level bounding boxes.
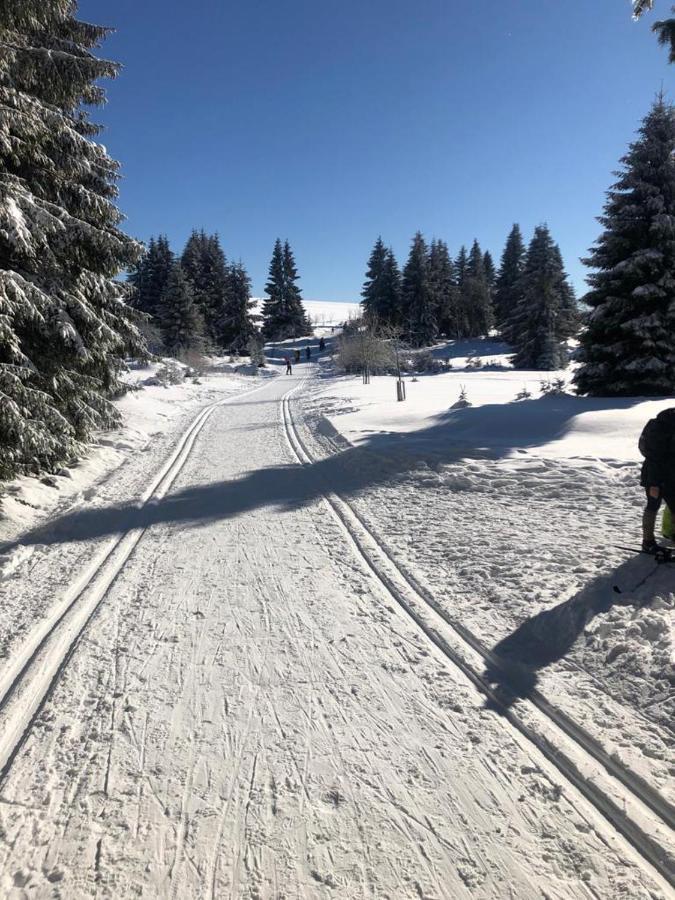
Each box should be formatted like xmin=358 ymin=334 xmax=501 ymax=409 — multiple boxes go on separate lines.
xmin=252 ymin=297 xmax=360 ymax=328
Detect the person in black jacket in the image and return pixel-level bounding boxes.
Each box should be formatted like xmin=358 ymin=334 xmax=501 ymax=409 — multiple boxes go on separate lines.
xmin=639 ymin=408 xmax=675 ymax=552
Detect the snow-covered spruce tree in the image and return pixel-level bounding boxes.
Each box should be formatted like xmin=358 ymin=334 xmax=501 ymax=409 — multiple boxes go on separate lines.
xmin=0 ymin=0 xmax=144 ymax=479
xmin=461 ymin=239 xmax=494 ymax=337
xmin=262 ymin=239 xmax=308 ymax=340
xmin=361 ymin=237 xmax=402 ymax=325
xmin=158 ymin=262 xmax=205 ymax=355
xmin=401 ymin=232 xmax=436 ymax=346
xmin=483 ymin=250 xmax=496 ymax=293
xmin=216 ymin=261 xmax=256 ymax=353
xmin=494 ymin=223 xmax=526 ymax=334
xmin=128 ymin=235 xmax=173 ymax=318
xmin=575 ymin=97 xmax=675 ymax=396
xmin=428 ymin=239 xmax=460 ymax=337
xmin=262 ymin=239 xmax=285 ymax=339
xmin=282 ymin=240 xmax=310 ymax=335
xmin=510 ymin=225 xmax=577 ymax=370
xmin=180 ymin=231 xmax=228 ymax=345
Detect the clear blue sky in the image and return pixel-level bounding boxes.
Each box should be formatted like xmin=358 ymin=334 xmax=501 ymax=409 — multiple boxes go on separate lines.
xmin=81 ymin=0 xmax=672 ymax=300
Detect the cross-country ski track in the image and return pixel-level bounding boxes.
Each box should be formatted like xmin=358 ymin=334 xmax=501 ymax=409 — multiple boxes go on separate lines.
xmin=0 ymin=367 xmax=672 ymax=899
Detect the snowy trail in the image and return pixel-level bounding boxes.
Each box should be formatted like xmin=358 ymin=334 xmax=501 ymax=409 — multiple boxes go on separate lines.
xmin=0 ymin=369 xmax=670 ymax=898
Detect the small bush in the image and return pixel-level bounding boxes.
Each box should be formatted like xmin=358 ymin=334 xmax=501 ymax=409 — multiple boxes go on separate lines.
xmin=154 ymin=359 xmax=185 ymax=386
xmin=539 ymin=377 xmax=567 ymax=396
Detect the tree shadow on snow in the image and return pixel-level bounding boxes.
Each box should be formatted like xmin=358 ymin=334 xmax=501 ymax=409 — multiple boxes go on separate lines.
xmin=2 ymin=392 xmax=646 ymax=554
xmin=483 ymin=554 xmax=665 ymax=709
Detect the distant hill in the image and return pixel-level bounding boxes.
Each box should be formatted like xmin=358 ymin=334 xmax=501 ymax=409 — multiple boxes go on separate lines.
xmin=252 ymin=298 xmax=360 ymax=326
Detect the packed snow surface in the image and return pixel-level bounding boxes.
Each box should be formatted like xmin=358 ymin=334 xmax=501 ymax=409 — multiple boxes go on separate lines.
xmin=0 ymin=339 xmax=672 ymax=898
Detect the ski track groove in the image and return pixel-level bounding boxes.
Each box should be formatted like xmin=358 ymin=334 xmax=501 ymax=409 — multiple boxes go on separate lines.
xmin=281 ymin=379 xmax=675 ymax=891
xmin=0 ymin=369 xmax=671 ymax=897
xmin=0 ymin=379 xmax=272 ymax=789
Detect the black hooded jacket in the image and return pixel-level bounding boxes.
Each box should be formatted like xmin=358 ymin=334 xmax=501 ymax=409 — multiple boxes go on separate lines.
xmin=640 ymin=408 xmax=675 ymax=488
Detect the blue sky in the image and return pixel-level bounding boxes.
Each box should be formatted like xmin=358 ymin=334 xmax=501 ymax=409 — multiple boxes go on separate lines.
xmin=81 ymin=0 xmax=672 ymax=300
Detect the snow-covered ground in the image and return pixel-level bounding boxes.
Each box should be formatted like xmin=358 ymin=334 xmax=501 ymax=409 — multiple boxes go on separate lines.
xmin=0 ymin=336 xmax=673 ymax=898
xmin=300 ymin=339 xmax=675 ymax=808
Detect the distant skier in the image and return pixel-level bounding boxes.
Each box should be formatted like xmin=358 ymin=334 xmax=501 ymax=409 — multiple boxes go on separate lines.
xmin=638 ymin=408 xmax=675 ymax=552
xmin=284 ymin=355 xmax=292 ymax=375
xmin=294 ymin=349 xmax=300 ymax=364
xmin=305 ymin=346 xmax=311 ymax=361
xmin=319 ymin=337 xmax=326 ymax=351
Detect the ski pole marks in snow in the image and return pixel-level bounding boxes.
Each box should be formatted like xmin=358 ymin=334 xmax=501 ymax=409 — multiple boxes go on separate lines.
xmin=0 ymin=372 xmax=669 ymax=898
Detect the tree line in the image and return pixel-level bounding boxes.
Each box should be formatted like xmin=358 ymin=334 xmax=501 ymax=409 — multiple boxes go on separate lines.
xmin=129 ymin=234 xmax=311 ymax=354
xmin=362 ymin=224 xmax=579 ymax=369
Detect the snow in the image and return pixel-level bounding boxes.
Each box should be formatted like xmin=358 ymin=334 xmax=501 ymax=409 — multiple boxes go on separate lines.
xmin=299 ymin=339 xmax=675 ymax=815
xmin=0 ymin=357 xmax=274 ymax=546
xmin=0 ymin=343 xmax=673 ymax=898
xmin=251 ymin=297 xmax=360 ymax=329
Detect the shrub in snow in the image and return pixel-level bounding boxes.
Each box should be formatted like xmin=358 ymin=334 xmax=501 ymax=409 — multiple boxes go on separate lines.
xmin=154 ymin=360 xmax=185 ymax=387
xmin=0 ymin=2 xmax=146 ymax=479
xmin=451 ymin=385 xmax=472 ymax=409
xmin=514 ymin=386 xmax=533 ymax=401
xmin=247 ymin=335 xmax=265 ymax=367
xmin=466 ymin=356 xmax=483 ymax=369
xmin=539 ymin=378 xmax=568 ymax=396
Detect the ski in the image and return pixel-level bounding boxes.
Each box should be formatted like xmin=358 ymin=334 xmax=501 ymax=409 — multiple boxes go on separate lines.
xmin=614 ymin=545 xmax=674 ymax=564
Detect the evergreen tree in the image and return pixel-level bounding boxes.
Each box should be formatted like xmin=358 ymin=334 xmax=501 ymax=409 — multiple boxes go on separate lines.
xmin=283 ymin=240 xmax=310 ymax=334
xmin=262 ymin=239 xmax=286 ymax=339
xmin=462 ymin=239 xmax=493 ymax=337
xmin=262 ymin=239 xmax=309 ymax=339
xmin=483 ymin=250 xmax=496 ymax=292
xmin=158 ymin=263 xmax=204 ymax=354
xmin=455 ymin=246 xmax=468 ymax=288
xmin=217 ymin=262 xmax=257 ymax=352
xmin=510 ymin=225 xmax=578 ymax=370
xmin=401 ymin=232 xmax=436 ymax=346
xmin=494 ymin=224 xmax=526 ymax=334
xmin=128 ymin=235 xmax=174 ymax=318
xmin=361 ymin=237 xmax=401 ymax=325
xmin=633 ymin=2 xmax=675 ymax=63
xmin=575 ymin=97 xmax=675 ymax=395
xmin=0 ymin=0 xmax=144 ymax=479
xmin=428 ymin=240 xmax=460 ymax=337
xmin=181 ymin=231 xmax=229 ymax=343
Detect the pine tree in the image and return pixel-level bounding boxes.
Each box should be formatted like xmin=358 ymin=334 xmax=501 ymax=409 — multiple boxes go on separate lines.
xmin=455 ymin=246 xmax=468 ymax=288
xmin=262 ymin=239 xmax=308 ymax=340
xmin=283 ymin=241 xmax=310 ymax=335
xmin=483 ymin=250 xmax=496 ymax=292
xmin=262 ymin=239 xmax=285 ymax=339
xmin=180 ymin=231 xmax=228 ymax=344
xmin=462 ymin=239 xmax=493 ymax=337
xmin=361 ymin=238 xmax=401 ymax=326
xmin=428 ymin=240 xmax=460 ymax=337
xmin=401 ymin=232 xmax=436 ymax=346
xmin=575 ymin=97 xmax=675 ymax=395
xmin=494 ymin=224 xmax=526 ymax=334
xmin=0 ymin=0 xmax=144 ymax=479
xmin=381 ymin=249 xmax=402 ymax=326
xmin=510 ymin=225 xmax=577 ymax=370
xmin=217 ymin=262 xmax=257 ymax=352
xmin=129 ymin=235 xmax=174 ymax=318
xmin=158 ymin=263 xmax=205 ymax=354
